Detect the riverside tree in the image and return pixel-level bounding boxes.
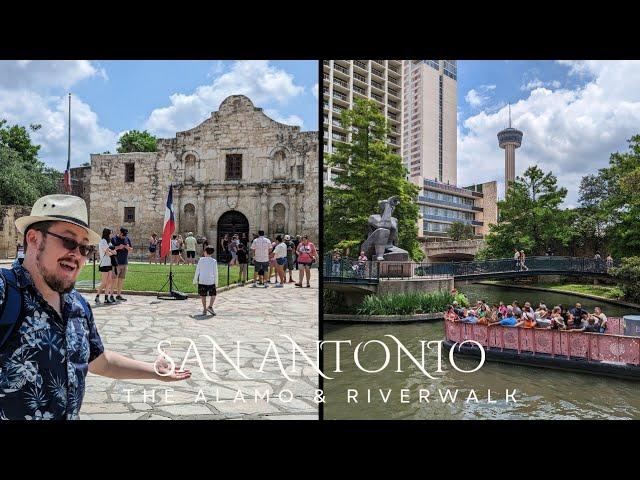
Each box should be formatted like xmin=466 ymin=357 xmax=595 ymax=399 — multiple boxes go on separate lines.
xmin=477 ymin=165 xmax=571 ymax=258
xmin=324 ymin=98 xmax=423 ymax=260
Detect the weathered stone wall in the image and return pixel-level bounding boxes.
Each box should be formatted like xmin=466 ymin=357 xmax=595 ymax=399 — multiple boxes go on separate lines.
xmin=0 ymin=205 xmax=31 ymax=259
xmin=70 ymin=166 xmax=92 ymax=213
xmin=88 ymin=95 xmax=319 ymax=250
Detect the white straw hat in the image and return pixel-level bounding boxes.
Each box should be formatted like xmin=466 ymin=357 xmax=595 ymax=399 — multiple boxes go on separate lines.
xmin=15 ymin=194 xmax=101 ymax=244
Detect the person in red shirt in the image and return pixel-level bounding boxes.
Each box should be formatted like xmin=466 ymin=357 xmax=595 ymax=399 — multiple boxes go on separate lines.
xmin=295 ymin=235 xmax=317 ymax=288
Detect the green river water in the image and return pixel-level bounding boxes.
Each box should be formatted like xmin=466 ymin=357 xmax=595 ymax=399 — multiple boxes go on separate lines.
xmin=323 ymin=283 xmax=640 ymax=420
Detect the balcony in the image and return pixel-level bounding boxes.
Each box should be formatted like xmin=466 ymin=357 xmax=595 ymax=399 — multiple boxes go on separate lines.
xmin=388 ymin=76 xmax=401 ymax=87
xmin=333 ymin=77 xmax=349 ymax=89
xmin=417 ymin=196 xmax=476 ymax=211
xmin=371 ymin=80 xmax=384 ymax=91
xmin=371 ymin=68 xmax=384 ymax=79
xmin=323 ymin=73 xmax=330 ymax=81
xmin=323 ymin=60 xmax=331 ymax=66
xmin=353 ymin=85 xmax=367 ymax=96
xmin=388 ymin=88 xmax=400 ymax=98
xmin=334 ymin=64 xmax=349 ymax=75
xmin=371 ymin=93 xmax=384 ymax=103
xmin=354 ymin=72 xmax=367 ymax=83
xmin=388 ymin=100 xmax=399 ymax=109
xmin=354 ymin=60 xmax=368 ymax=70
xmin=333 ymin=91 xmax=348 ymax=102
xmin=424 ymin=214 xmax=478 ymax=226
xmin=423 ymin=179 xmax=476 ymax=198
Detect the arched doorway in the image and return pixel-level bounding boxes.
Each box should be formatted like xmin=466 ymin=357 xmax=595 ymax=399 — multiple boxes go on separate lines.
xmin=217 ymin=210 xmax=249 ymax=263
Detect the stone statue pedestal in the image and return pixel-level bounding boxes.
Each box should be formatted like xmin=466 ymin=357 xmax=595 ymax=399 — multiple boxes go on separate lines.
xmin=378 ymin=261 xmax=412 ymax=278
xmin=382 ymin=246 xmax=409 ymax=262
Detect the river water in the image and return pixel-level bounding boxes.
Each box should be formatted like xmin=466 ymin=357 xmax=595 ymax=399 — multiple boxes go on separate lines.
xmin=323 ymin=283 xmax=640 ymax=420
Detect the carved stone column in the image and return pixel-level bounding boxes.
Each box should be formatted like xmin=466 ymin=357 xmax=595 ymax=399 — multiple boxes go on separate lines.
xmin=260 ymin=185 xmax=269 ymax=233
xmin=291 ymin=184 xmax=301 ymax=235
xmin=197 ymin=186 xmax=205 ymax=236
xmin=174 ymin=185 xmax=182 ymax=232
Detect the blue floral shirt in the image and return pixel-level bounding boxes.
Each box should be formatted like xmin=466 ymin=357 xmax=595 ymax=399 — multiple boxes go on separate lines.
xmin=0 ymin=260 xmax=104 ymax=420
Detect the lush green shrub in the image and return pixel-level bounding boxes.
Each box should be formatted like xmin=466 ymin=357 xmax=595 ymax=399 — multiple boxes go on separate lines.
xmin=609 ymin=256 xmax=640 ymax=303
xmin=323 ymin=289 xmax=358 ymax=314
xmin=356 ymin=291 xmax=468 ymax=316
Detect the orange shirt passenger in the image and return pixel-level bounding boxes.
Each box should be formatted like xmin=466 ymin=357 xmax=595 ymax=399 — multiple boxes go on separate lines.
xmin=523 ymin=318 xmax=537 ymax=328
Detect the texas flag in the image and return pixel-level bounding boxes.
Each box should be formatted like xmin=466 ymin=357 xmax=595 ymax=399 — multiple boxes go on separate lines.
xmin=160 ymin=185 xmax=175 ymax=258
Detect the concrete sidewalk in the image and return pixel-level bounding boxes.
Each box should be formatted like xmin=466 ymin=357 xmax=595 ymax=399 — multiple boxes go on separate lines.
xmin=80 ymin=275 xmax=319 ymax=420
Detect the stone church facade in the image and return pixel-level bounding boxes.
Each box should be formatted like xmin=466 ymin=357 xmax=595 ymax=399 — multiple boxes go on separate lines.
xmin=73 ymin=95 xmax=318 ymax=256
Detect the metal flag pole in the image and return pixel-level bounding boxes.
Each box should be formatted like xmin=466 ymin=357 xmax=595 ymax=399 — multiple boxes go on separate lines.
xmin=68 ymin=93 xmax=71 ymax=174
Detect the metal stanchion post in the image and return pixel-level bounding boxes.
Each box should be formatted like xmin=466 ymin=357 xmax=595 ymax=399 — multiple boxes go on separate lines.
xmin=92 ymin=251 xmax=96 ymax=290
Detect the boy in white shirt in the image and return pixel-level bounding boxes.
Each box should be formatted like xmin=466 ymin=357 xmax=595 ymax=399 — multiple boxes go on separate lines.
xmin=193 ymin=246 xmax=218 ymax=316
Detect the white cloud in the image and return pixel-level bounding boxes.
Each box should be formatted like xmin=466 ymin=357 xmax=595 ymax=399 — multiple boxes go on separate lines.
xmin=144 ymin=60 xmax=306 ymax=138
xmin=0 ymin=89 xmax=118 ymax=171
xmin=465 ymin=84 xmax=496 ymax=108
xmin=0 ymin=60 xmax=102 ymax=90
xmin=264 ymin=109 xmax=304 ymax=128
xmin=521 ymin=78 xmax=562 ymax=91
xmin=312 ymin=83 xmax=318 ymax=99
xmin=458 ymin=61 xmax=640 ymax=206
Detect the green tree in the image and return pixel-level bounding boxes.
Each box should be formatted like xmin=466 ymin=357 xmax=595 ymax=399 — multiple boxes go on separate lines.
xmin=448 ymin=221 xmax=474 ymax=241
xmin=481 ymin=165 xmax=571 ymax=258
xmin=0 ymin=120 xmax=62 ymax=205
xmin=117 ymin=130 xmax=157 ymax=153
xmin=324 ymin=99 xmax=423 ymax=260
xmin=595 ymin=136 xmax=640 ymax=258
xmin=609 ymin=256 xmax=640 ymax=303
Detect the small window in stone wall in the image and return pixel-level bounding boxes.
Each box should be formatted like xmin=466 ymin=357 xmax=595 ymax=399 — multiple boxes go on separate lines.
xmin=124 ymin=207 xmax=135 ymax=223
xmin=125 ymin=163 xmax=135 ymax=182
xmin=226 ymin=154 xmax=242 ymax=180
xmin=297 ymin=165 xmax=304 ymax=179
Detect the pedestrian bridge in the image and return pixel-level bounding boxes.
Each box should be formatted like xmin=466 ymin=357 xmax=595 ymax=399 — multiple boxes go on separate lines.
xmin=324 ymin=256 xmax=617 ymax=285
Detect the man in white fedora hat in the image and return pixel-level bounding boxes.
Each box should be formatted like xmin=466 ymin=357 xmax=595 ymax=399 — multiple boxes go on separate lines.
xmin=0 ymin=194 xmax=190 ymax=420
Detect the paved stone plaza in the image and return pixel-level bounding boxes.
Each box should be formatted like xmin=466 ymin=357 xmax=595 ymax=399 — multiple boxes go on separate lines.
xmin=80 ymin=276 xmax=319 ymax=420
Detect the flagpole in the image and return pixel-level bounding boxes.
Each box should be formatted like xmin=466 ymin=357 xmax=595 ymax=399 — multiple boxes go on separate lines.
xmin=68 ymin=93 xmax=71 ymax=183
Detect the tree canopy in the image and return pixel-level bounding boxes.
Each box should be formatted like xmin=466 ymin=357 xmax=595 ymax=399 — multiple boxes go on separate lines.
xmin=476 ymin=165 xmax=570 ymax=258
xmin=324 ymin=99 xmax=423 ymax=260
xmin=0 ymin=119 xmax=62 ymax=205
xmin=117 ymin=130 xmax=157 ymax=153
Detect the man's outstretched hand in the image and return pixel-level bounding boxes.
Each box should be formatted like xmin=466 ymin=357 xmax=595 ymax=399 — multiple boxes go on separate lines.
xmin=155 ymin=355 xmax=192 ymax=381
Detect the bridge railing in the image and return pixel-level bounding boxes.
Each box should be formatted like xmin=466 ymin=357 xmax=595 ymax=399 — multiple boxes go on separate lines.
xmin=323 ymin=257 xmax=380 ymax=284
xmin=324 ymin=255 xmax=619 ymax=282
xmin=445 ymin=318 xmax=640 ymax=365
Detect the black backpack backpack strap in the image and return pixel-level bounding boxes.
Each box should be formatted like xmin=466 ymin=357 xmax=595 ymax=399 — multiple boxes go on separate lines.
xmin=0 ymin=268 xmax=23 ymax=351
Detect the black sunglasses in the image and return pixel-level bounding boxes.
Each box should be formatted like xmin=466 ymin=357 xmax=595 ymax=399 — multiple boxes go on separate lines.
xmin=43 ymin=230 xmax=95 ymax=257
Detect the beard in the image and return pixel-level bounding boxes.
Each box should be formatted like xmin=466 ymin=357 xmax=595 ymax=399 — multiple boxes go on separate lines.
xmin=35 ymin=239 xmax=78 ymax=294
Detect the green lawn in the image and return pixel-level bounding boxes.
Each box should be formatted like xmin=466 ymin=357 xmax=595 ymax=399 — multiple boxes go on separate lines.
xmin=542 ymin=283 xmax=624 ymax=300
xmin=483 ymin=280 xmax=624 ymax=300
xmin=76 ymin=262 xmax=255 ymax=293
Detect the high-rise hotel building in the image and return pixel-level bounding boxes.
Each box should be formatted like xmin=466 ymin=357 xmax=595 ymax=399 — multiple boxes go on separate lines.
xmin=402 ymin=60 xmax=457 ymax=186
xmin=322 ymin=60 xmax=403 ymax=184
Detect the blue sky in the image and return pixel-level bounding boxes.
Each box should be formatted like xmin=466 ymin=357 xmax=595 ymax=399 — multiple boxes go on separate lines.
xmin=455 ymin=60 xmax=640 ymax=205
xmin=0 ymin=60 xmax=318 ymax=170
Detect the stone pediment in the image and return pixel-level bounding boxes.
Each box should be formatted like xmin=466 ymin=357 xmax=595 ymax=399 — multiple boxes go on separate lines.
xmin=167 ymin=94 xmax=307 ymax=145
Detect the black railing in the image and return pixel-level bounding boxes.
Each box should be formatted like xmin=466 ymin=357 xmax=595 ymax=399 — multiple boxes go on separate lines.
xmin=324 ymin=255 xmax=619 ymax=284
xmin=323 ymin=257 xmax=380 ymax=284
